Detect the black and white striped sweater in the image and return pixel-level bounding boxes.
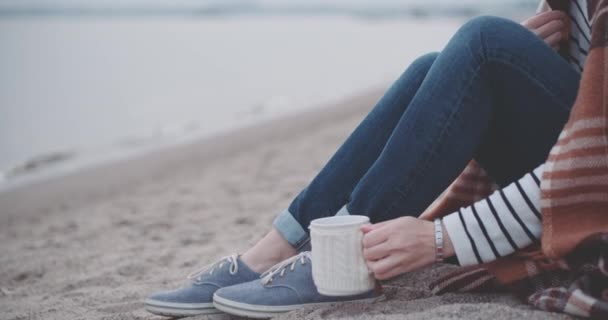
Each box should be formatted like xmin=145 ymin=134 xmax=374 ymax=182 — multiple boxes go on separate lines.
xmin=443 ymin=0 xmax=591 ymax=266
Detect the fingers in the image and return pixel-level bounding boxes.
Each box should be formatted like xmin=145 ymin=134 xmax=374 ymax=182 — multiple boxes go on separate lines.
xmin=362 ymin=227 xmax=388 ymax=249
xmin=363 ymin=241 xmax=390 ymax=261
xmin=523 ymin=10 xmax=567 ymax=29
xmin=535 ymin=18 xmax=565 ymax=39
xmin=544 ymin=31 xmax=563 ymax=48
xmin=361 ymin=220 xmax=390 ymax=234
xmin=521 ymin=10 xmax=567 ymax=48
xmin=361 ymin=219 xmax=394 ymax=247
xmin=361 ymin=224 xmax=374 ymax=234
xmin=367 ymin=254 xmax=400 ymax=276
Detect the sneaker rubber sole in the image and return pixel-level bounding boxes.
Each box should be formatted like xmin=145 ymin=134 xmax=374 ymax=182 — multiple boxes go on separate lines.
xmin=213 ymin=293 xmax=385 ymax=319
xmin=144 ymin=298 xmax=220 ymax=317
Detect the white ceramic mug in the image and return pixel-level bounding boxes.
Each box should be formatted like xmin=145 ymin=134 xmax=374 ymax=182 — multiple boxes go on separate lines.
xmin=309 ymin=215 xmax=375 ymax=296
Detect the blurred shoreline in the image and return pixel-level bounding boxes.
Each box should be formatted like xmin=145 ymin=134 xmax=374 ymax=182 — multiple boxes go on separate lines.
xmin=0 ymin=15 xmax=463 ymax=191
xmin=0 ymin=87 xmax=384 ymax=193
xmin=0 ymin=87 xmax=384 ymax=214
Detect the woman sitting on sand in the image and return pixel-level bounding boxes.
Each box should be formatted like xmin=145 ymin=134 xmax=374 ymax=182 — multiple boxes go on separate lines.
xmin=145 ymin=4 xmax=591 ymax=318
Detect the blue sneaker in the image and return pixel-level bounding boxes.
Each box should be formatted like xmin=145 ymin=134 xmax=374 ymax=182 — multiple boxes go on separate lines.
xmin=144 ymin=254 xmax=260 ymax=317
xmin=213 ymin=252 xmax=384 ymax=319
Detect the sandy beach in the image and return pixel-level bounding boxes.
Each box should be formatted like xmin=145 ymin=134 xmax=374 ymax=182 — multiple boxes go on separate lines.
xmin=0 ymin=90 xmax=572 ymax=320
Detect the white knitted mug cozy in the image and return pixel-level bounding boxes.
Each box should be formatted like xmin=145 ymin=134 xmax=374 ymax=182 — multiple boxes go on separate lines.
xmin=309 ymin=215 xmax=375 ymax=296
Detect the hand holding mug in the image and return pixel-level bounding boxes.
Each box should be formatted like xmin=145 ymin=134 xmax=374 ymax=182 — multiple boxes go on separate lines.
xmin=361 ymin=216 xmax=455 ymax=280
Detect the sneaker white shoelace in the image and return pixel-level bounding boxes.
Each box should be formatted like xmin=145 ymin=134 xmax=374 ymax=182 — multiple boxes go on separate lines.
xmin=260 ymin=252 xmax=309 ymax=285
xmin=187 ymin=254 xmax=239 ymax=282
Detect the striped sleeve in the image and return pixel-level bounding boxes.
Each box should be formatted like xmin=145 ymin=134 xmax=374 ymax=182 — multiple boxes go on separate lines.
xmin=443 ymin=165 xmax=544 ymax=266
xmin=566 ymin=0 xmax=591 ymax=72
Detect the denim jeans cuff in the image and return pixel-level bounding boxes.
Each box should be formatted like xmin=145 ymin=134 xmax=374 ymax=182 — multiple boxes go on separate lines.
xmin=272 ymin=209 xmax=310 ymax=252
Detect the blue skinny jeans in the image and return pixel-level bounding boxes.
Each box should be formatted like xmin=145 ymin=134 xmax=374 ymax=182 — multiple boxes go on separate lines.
xmin=273 ymin=16 xmax=581 ymax=251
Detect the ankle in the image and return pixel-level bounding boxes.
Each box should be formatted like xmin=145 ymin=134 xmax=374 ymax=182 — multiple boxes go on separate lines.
xmin=241 ymin=229 xmax=297 ymax=273
xmin=241 ymin=250 xmax=293 ymax=274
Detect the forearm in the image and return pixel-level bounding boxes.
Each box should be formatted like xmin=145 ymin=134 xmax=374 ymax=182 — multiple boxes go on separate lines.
xmin=442 ymin=165 xmax=544 ymax=266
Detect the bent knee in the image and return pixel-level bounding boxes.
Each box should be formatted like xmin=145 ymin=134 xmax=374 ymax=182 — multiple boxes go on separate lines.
xmin=409 ymin=52 xmax=439 ymax=72
xmin=455 ymin=15 xmax=533 ymax=54
xmin=460 ymin=15 xmax=518 ymax=36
